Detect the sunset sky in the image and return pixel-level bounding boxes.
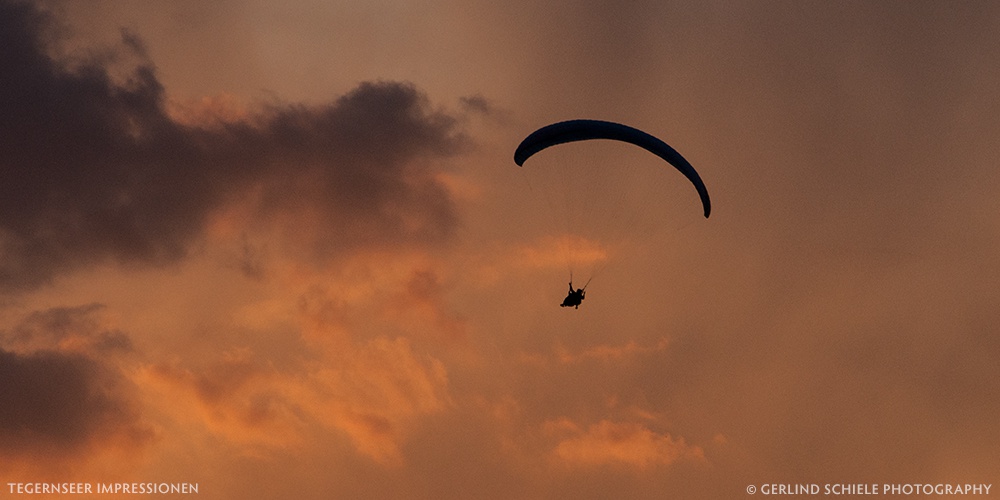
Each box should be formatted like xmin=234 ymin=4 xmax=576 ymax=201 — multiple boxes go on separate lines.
xmin=2 ymin=0 xmax=999 ymax=498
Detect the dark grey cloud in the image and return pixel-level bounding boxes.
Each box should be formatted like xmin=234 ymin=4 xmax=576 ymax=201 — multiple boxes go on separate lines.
xmin=458 ymin=94 xmax=492 ymax=115
xmin=0 ymin=303 xmax=152 ymax=464
xmin=0 ymin=348 xmax=133 ymax=454
xmin=2 ymin=303 xmax=132 ymax=354
xmin=0 ymin=304 xmax=150 ymax=458
xmin=0 ymin=0 xmax=468 ymax=292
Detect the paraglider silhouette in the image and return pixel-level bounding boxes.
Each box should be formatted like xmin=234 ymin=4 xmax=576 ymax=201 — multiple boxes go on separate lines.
xmin=514 ymin=119 xmax=711 ymax=218
xmin=560 ymin=281 xmax=586 ymax=309
xmin=514 ymin=119 xmax=711 ymax=308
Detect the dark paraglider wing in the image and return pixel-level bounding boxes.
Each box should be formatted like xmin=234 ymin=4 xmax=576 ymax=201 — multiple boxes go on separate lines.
xmin=513 ymin=119 xmax=711 ymax=218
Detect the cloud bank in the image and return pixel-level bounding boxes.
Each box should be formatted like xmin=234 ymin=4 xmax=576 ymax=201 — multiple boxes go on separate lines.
xmin=0 ymin=0 xmax=467 ymax=291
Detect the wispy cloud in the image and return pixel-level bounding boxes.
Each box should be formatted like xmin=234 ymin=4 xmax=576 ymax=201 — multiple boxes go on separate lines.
xmin=548 ymin=419 xmax=704 ymax=468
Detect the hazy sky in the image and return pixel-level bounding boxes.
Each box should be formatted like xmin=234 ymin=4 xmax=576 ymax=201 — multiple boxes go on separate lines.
xmin=2 ymin=0 xmax=999 ymax=498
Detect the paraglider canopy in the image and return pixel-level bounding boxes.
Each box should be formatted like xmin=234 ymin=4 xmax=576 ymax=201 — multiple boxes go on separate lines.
xmin=514 ymin=119 xmax=711 ymax=218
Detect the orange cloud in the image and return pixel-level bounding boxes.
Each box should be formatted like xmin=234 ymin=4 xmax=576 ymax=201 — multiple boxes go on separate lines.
xmin=305 ymin=336 xmax=450 ymax=464
xmin=137 ymin=351 xmax=307 ymax=454
xmin=138 ymin=335 xmax=451 ymax=465
xmin=549 ymin=420 xmax=704 ymax=469
xmin=516 ymin=337 xmax=670 ymax=368
xmin=514 ymin=234 xmax=609 ymax=270
xmin=128 ymin=249 xmax=459 ymax=466
xmin=434 ymin=171 xmax=483 ymax=202
xmin=554 ymin=337 xmax=669 ymax=364
xmin=388 ymin=269 xmax=468 ymax=343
